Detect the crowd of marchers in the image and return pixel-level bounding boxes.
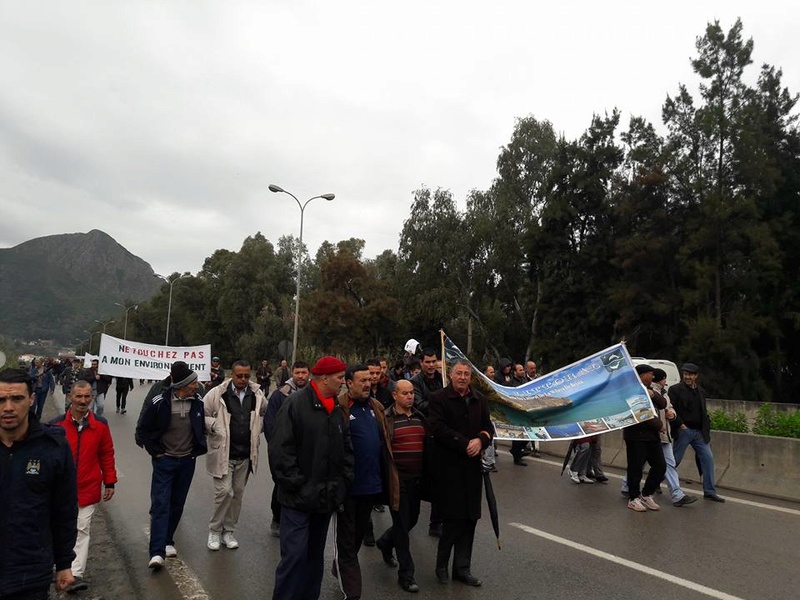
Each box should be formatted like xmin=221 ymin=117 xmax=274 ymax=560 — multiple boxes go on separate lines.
xmin=1 ymin=346 xmax=721 ymax=600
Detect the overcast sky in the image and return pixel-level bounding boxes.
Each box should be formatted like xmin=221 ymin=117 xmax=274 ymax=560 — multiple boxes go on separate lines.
xmin=1 ymin=2 xmax=796 ymax=276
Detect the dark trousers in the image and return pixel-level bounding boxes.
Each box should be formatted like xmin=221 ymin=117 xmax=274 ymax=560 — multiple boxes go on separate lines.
xmin=33 ymin=389 xmax=47 ymax=419
xmin=625 ymin=439 xmax=667 ymax=500
xmin=335 ymin=494 xmax=379 ymax=599
xmin=149 ymin=455 xmax=196 ymax=557
xmin=436 ymin=518 xmax=477 ymax=576
xmin=378 ymin=477 xmax=422 ymax=582
xmin=272 ymin=508 xmax=331 ymax=600
xmin=510 ymin=440 xmax=527 ymax=461
xmin=1 ymin=586 xmax=50 ymax=600
xmin=115 ymin=388 xmax=129 ymax=410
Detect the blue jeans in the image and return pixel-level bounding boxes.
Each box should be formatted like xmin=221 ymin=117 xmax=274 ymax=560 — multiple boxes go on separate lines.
xmin=661 ymin=442 xmax=685 ymax=503
xmin=673 ymin=428 xmax=717 ymax=496
xmin=272 ymin=507 xmax=332 ymax=600
xmin=149 ymin=455 xmax=196 ymax=558
xmin=33 ymin=389 xmax=48 ymax=419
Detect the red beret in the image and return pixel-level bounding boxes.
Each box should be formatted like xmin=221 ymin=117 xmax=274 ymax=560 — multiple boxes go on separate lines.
xmin=310 ymin=356 xmax=347 ymax=375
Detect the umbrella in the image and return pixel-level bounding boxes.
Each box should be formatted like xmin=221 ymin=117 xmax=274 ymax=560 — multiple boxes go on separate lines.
xmin=560 ymin=440 xmax=577 ymax=476
xmin=483 ymin=470 xmax=501 ymax=550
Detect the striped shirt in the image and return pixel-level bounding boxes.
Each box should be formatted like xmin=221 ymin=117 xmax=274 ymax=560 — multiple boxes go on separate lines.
xmin=390 ymin=413 xmax=425 ymax=478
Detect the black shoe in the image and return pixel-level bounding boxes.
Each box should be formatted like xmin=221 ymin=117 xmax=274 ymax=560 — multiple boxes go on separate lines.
xmin=428 ymin=523 xmax=442 ymax=538
xmin=673 ymin=495 xmax=698 ymax=507
xmin=376 ymin=538 xmax=398 ymax=567
xmin=435 ymin=568 xmax=449 ymax=584
xmin=594 ymin=476 xmax=609 ymax=483
xmin=704 ymin=494 xmax=726 ymax=503
xmin=373 ymin=504 xmax=385 ymax=513
xmin=66 ymin=577 xmax=89 ymax=593
xmin=513 ymin=458 xmax=528 ymax=466
xmin=363 ymin=530 xmax=376 ymax=547
xmin=532 ymin=450 xmax=541 ymax=458
xmin=453 ymin=573 xmax=482 ymax=587
xmin=399 ymin=578 xmax=420 ymax=593
xmin=121 ymin=409 xmax=126 ymax=414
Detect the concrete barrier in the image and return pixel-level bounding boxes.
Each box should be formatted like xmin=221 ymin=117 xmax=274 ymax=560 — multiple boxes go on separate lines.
xmin=516 ymin=428 xmax=800 ymax=502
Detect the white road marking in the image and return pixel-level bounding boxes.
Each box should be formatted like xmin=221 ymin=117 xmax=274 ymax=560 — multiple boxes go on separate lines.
xmin=511 ymin=522 xmax=746 ymax=600
xmin=536 ymin=457 xmax=800 ymax=516
xmin=143 ymin=526 xmax=212 ymax=599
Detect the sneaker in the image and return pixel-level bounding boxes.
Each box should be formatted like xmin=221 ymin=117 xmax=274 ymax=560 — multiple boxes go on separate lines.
xmin=673 ymin=495 xmax=698 ymax=507
xmin=594 ymin=475 xmax=609 ymax=483
xmin=165 ymin=545 xmax=178 ymax=558
xmin=270 ymin=520 xmax=280 ymax=538
xmin=627 ymin=498 xmax=647 ymax=512
xmin=207 ymin=531 xmax=221 ymax=551
xmin=221 ymin=531 xmax=239 ymax=549
xmin=640 ymin=495 xmax=660 ymax=510
xmin=148 ymin=555 xmax=165 ymax=570
xmin=578 ymin=475 xmax=594 ymax=484
xmin=373 ymin=504 xmax=385 ymax=513
xmin=66 ymin=576 xmax=89 ymax=593
xmin=376 ymin=538 xmax=398 ymax=567
xmin=568 ymin=470 xmax=581 ymax=484
xmin=121 ymin=409 xmax=127 ymax=414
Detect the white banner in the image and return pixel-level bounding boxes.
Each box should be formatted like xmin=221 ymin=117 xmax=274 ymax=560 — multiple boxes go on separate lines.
xmin=97 ymin=334 xmax=211 ymax=381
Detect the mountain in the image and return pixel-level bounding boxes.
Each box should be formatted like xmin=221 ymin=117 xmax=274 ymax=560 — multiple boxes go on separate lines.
xmin=0 ymin=229 xmax=162 ymax=344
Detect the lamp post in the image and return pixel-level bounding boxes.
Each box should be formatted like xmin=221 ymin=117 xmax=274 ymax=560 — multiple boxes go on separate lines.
xmin=115 ymin=302 xmax=138 ymax=340
xmin=155 ymin=273 xmax=188 ymax=346
xmin=268 ymin=184 xmax=335 ymax=366
xmin=83 ymin=330 xmax=99 ymax=354
xmin=92 ymin=319 xmax=115 ymax=352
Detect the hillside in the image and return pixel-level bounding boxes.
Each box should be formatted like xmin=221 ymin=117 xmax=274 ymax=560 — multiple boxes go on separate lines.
xmin=0 ymin=229 xmax=162 ymax=344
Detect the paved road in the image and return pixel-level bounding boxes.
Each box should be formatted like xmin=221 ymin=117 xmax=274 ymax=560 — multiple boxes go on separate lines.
xmin=68 ymin=385 xmax=800 ymax=599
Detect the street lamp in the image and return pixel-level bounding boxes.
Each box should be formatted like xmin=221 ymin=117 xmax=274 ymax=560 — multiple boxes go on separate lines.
xmin=155 ymin=273 xmax=188 ymax=345
xmin=268 ymin=184 xmax=335 ymax=365
xmin=115 ymin=302 xmax=138 ymax=340
xmin=83 ymin=330 xmax=99 ymax=354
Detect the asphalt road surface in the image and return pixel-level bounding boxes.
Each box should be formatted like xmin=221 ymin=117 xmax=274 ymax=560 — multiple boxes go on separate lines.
xmin=48 ymin=385 xmax=800 ymax=600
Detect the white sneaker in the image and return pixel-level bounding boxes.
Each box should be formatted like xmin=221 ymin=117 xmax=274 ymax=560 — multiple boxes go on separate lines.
xmin=568 ymin=469 xmax=581 ymax=484
xmin=207 ymin=531 xmax=221 ymax=551
xmin=165 ymin=545 xmax=177 ymax=558
xmin=148 ymin=555 xmax=165 ymax=570
xmin=640 ymin=495 xmax=660 ymax=510
xmin=222 ymin=531 xmax=239 ymax=549
xmin=627 ymin=498 xmax=647 ymax=512
xmin=579 ymin=475 xmax=594 ymax=484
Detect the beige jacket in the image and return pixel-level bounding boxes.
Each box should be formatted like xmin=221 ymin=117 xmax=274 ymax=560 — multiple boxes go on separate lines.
xmin=203 ymin=379 xmax=267 ymax=478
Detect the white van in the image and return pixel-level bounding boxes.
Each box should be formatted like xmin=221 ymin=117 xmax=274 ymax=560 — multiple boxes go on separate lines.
xmin=630 ymin=357 xmax=681 ymax=387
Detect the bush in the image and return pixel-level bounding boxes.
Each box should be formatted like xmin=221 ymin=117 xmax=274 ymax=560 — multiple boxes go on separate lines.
xmin=752 ymin=404 xmax=800 ymax=439
xmin=709 ymin=409 xmax=749 ymax=433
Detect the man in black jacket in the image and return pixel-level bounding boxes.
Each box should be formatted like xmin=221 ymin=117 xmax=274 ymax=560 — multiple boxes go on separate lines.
xmin=0 ymin=368 xmax=78 ymax=598
xmin=429 ymin=359 xmax=493 ymax=587
xmin=269 ymin=356 xmax=354 ymax=600
xmin=624 ymin=364 xmax=667 ymax=512
xmin=669 ymin=362 xmax=725 ymax=503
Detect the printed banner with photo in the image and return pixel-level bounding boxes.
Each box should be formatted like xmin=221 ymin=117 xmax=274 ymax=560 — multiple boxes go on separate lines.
xmin=441 ymin=332 xmax=655 ymax=442
xmin=97 ymin=334 xmax=211 ymax=381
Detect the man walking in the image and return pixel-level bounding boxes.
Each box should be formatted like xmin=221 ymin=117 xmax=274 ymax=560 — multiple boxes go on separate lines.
xmin=376 ymin=379 xmax=428 ymax=593
xmin=50 ymin=380 xmax=117 ymax=593
xmin=333 ymin=364 xmax=390 ymax=600
xmin=135 ymin=362 xmax=207 ymax=570
xmin=115 ymin=376 xmax=134 ymax=414
xmin=0 ymin=367 xmax=78 ymax=598
xmin=429 ymin=359 xmax=493 ymax=587
xmin=669 ymin=362 xmax=725 ymax=502
xmin=263 ymin=360 xmax=310 ymax=537
xmin=269 ymin=356 xmax=354 ymax=600
xmin=202 ymin=360 xmax=266 ymax=551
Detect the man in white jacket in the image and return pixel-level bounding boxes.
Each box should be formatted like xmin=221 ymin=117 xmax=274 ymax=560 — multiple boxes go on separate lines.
xmin=202 ymin=360 xmax=266 ymax=550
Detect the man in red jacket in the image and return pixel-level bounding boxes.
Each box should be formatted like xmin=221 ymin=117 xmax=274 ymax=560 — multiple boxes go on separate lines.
xmin=51 ymin=380 xmax=117 ymax=593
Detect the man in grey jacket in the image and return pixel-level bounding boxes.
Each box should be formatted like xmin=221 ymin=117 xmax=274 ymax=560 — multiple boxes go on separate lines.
xmin=202 ymin=360 xmax=266 ymax=551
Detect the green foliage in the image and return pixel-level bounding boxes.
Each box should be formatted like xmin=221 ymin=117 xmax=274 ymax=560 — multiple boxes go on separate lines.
xmin=708 ymin=409 xmax=749 ymax=433
xmin=752 ymin=404 xmax=800 ymax=438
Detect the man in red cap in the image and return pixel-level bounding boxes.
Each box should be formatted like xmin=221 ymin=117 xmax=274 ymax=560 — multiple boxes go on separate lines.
xmin=270 ymin=356 xmax=354 ymax=600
